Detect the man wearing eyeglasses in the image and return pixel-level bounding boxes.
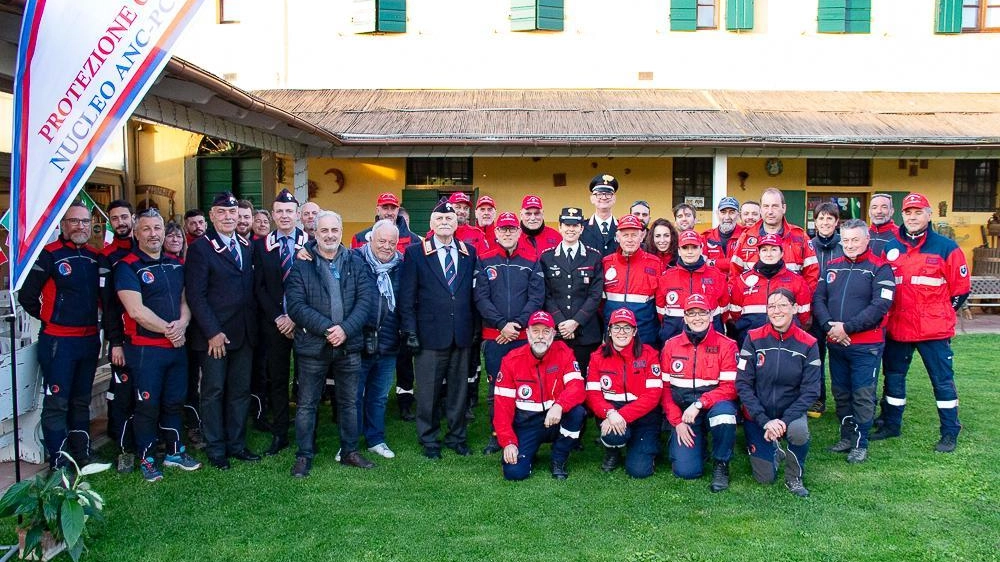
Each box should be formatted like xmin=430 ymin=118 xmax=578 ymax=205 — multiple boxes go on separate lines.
xmin=580 ymin=174 xmax=619 ymax=257
xmin=19 ymin=200 xmax=109 ymax=469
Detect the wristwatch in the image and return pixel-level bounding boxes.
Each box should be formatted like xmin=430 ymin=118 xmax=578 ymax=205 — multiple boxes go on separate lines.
xmin=693 ymin=400 xmax=703 ymax=409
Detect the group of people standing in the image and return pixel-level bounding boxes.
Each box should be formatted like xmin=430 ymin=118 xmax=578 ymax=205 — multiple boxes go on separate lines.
xmin=19 ymin=173 xmax=969 ymax=496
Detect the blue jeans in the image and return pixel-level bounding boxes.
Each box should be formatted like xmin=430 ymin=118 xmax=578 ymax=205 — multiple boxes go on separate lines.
xmin=668 ymin=400 xmax=737 ymax=479
xmin=829 ymin=342 xmax=882 ymax=448
xmin=880 ymin=338 xmax=960 ymax=438
xmin=357 ymin=354 xmax=396 ymax=447
xmin=296 ymin=352 xmax=361 ymax=459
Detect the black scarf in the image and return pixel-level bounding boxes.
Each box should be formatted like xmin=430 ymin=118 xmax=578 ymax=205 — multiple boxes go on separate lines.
xmin=684 ymin=324 xmax=709 ymax=346
xmin=680 ymin=256 xmax=706 ymax=272
xmin=754 ymin=258 xmax=785 ymax=278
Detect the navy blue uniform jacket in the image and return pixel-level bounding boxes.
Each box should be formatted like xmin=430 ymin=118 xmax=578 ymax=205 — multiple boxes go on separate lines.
xmin=185 ymin=230 xmax=258 ymax=351
xmin=399 ymin=237 xmax=477 ymax=350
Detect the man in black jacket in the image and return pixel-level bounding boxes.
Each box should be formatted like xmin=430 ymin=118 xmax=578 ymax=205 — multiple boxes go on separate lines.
xmin=185 ymin=192 xmax=259 ymax=470
xmin=286 ymin=210 xmax=375 ymax=477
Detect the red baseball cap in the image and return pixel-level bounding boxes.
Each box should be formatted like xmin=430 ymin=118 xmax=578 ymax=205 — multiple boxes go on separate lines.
xmin=758 ymin=233 xmax=783 ymax=248
xmin=617 ymin=214 xmax=644 ymax=231
xmin=448 ymin=192 xmax=471 ymax=206
xmin=376 ymin=193 xmax=400 ymax=207
xmin=495 ymin=212 xmax=519 ymax=229
xmin=684 ymin=293 xmax=710 ymax=312
xmin=521 ymin=195 xmax=543 ymax=210
xmin=528 ymin=310 xmax=555 ymax=328
xmin=608 ymin=308 xmax=637 ymax=327
xmin=678 ymin=230 xmax=703 ymax=247
xmin=901 ymin=193 xmax=930 ymax=210
xmin=476 ymin=195 xmax=496 ymax=209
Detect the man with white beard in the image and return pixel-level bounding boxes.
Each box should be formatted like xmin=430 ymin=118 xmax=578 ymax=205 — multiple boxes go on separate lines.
xmin=701 ymin=196 xmax=743 ymax=279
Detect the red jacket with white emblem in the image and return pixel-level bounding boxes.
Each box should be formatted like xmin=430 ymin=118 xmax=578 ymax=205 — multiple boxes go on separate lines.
xmin=602 ymin=248 xmax=666 ymax=346
xmin=701 ymin=224 xmax=743 ymax=277
xmin=883 ymin=228 xmax=970 ymax=341
xmin=730 ymin=219 xmax=819 ymax=291
xmin=493 ymin=340 xmax=585 ymax=448
xmin=658 ymin=259 xmax=730 ymax=342
xmin=660 ymin=329 xmax=739 ymax=426
xmin=728 ymin=265 xmax=812 ymax=336
xmin=519 ymin=226 xmax=562 ymax=257
xmin=586 ymin=344 xmax=663 ymax=423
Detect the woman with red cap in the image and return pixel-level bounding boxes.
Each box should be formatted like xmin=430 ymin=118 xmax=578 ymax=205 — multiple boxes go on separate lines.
xmin=586 ymin=308 xmax=663 ymax=478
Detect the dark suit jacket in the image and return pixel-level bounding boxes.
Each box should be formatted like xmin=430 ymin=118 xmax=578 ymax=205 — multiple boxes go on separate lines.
xmin=399 ymin=237 xmax=476 ymax=350
xmin=580 ymin=215 xmax=619 ymax=257
xmin=539 ymin=244 xmax=605 ymax=346
xmin=253 ymin=228 xmax=308 ymax=324
xmin=185 ymin=229 xmax=257 ymax=351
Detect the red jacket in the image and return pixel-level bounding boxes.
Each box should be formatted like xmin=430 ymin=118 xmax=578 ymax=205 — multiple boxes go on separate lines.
xmin=519 ymin=226 xmax=561 ymax=257
xmin=602 ymin=248 xmax=666 ymax=345
xmin=729 ymin=265 xmax=812 ymax=336
xmin=660 ymin=329 xmax=739 ymax=426
xmin=492 ymin=340 xmax=585 ymax=448
xmin=658 ymin=260 xmax=730 ymax=341
xmin=730 ymin=219 xmax=819 ymax=290
xmin=586 ymin=344 xmax=663 ymax=423
xmin=701 ymin=224 xmax=743 ymax=278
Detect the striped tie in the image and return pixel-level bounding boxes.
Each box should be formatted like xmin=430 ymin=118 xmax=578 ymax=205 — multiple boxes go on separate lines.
xmin=443 ymin=245 xmax=456 ymax=293
xmin=229 ymin=238 xmax=241 ymax=269
xmin=279 ymin=237 xmax=292 ymax=281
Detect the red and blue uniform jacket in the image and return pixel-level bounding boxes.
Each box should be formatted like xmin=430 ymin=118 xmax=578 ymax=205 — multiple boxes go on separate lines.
xmin=602 ymin=248 xmax=665 ymax=346
xmin=660 ymin=329 xmax=739 ymax=426
xmin=493 ymin=340 xmax=585 ymax=448
xmin=115 ymin=250 xmax=185 ymax=348
xmin=473 ymin=243 xmax=545 ymax=341
xmin=18 ymin=238 xmax=106 ymax=337
xmin=729 ymin=264 xmax=812 ymax=338
xmin=586 ymin=344 xmax=663 ymax=422
xmin=658 ymin=258 xmax=730 ymax=342
xmin=701 ymin=224 xmax=742 ymax=278
xmin=730 ymin=218 xmax=819 ymax=291
xmin=519 ymin=226 xmax=561 ymax=257
xmin=868 ymin=222 xmax=899 ymax=258
xmin=883 ymin=228 xmax=970 ymax=342
xmin=100 ymin=237 xmax=136 ymax=348
xmin=812 ymin=249 xmax=895 ymax=345
xmin=735 ymin=323 xmax=821 ymax=427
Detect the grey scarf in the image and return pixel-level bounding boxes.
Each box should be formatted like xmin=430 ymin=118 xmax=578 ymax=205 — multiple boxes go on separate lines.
xmin=360 ymin=244 xmax=402 ymax=311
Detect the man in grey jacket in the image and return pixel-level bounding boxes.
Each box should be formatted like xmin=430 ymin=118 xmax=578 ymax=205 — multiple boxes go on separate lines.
xmin=285 ymin=210 xmax=375 ymax=477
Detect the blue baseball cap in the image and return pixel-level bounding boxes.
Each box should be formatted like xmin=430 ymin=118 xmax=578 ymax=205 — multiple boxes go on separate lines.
xmin=717 ymin=197 xmax=740 ymax=211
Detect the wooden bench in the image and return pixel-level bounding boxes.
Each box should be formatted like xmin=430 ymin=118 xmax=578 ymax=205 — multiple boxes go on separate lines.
xmin=964 ymin=276 xmax=1000 ymax=314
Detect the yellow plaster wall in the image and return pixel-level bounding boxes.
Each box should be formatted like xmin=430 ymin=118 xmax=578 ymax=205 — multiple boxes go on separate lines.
xmin=135 ymin=124 xmax=202 ymax=216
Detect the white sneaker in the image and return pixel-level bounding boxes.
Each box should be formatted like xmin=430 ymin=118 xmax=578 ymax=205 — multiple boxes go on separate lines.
xmin=334 ymin=448 xmax=341 ymax=462
xmin=368 ymin=443 xmax=396 ymax=459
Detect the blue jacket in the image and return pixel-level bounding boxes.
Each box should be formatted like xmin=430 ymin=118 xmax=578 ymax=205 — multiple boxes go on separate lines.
xmin=354 ymin=248 xmax=403 ymax=355
xmin=473 ymin=243 xmax=545 ymax=340
xmin=399 ymin=237 xmax=477 ymax=350
xmin=811 ymin=232 xmax=844 ymax=278
xmin=19 ymin=237 xmax=106 ymax=337
xmin=736 ymin=324 xmax=821 ymax=427
xmin=812 ymin=249 xmax=894 ymax=345
xmin=184 ymin=230 xmax=257 ymax=351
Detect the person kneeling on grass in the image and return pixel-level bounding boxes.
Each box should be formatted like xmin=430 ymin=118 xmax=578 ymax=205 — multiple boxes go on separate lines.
xmin=586 ymin=308 xmax=663 ymax=479
xmin=736 ymin=288 xmax=821 ymax=497
xmin=494 ymin=311 xmax=586 ymax=480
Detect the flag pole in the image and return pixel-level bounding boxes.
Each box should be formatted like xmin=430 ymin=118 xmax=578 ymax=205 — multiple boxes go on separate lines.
xmin=6 ymin=291 xmax=21 ymax=484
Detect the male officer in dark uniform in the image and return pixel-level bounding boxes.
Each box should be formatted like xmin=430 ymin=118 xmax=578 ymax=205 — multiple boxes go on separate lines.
xmin=185 ymin=192 xmax=260 ymax=470
xmin=539 ymin=207 xmax=605 ymax=375
xmin=580 ymin=174 xmax=620 ymax=256
xmin=253 ymin=189 xmax=308 ymax=456
xmin=19 ymin=201 xmax=107 ymax=468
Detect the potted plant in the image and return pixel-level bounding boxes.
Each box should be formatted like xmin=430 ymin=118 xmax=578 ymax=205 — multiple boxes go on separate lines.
xmin=0 ymin=453 xmax=107 ymax=561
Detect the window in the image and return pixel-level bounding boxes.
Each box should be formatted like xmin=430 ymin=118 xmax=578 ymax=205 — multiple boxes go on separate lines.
xmin=511 ymin=0 xmax=564 ymax=31
xmin=352 ymin=0 xmax=406 ymax=34
xmin=672 ymin=158 xmax=713 ymax=208
xmin=806 ymin=159 xmax=871 ymax=186
xmin=817 ymin=0 xmax=871 ymax=34
xmin=218 ymin=0 xmax=240 ymax=24
xmin=953 ymin=160 xmax=998 ymax=212
xmin=697 ymin=0 xmax=718 ymax=28
xmin=405 ymin=158 xmax=473 ymax=186
xmin=963 ymin=0 xmax=1000 ymax=30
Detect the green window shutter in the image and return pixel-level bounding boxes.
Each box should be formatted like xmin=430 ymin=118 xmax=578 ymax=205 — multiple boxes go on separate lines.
xmin=846 ymin=0 xmax=871 ymax=33
xmin=670 ymin=0 xmax=698 ymax=31
xmin=376 ymin=0 xmax=406 ymax=33
xmin=401 ymin=189 xmax=443 ymax=235
xmin=784 ymin=190 xmax=807 ymax=230
xmin=935 ymin=0 xmax=962 ymax=33
xmin=511 ymin=0 xmax=563 ymax=31
xmin=818 ymin=0 xmax=847 ymax=33
xmin=726 ymin=0 xmax=754 ymax=30
xmin=537 ymin=0 xmax=564 ymax=31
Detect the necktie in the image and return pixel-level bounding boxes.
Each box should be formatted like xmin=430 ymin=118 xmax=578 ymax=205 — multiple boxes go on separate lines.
xmin=443 ymin=245 xmax=456 ymax=293
xmin=279 ymin=237 xmax=292 ymax=281
xmin=601 ymin=222 xmax=610 ymax=240
xmin=567 ymin=247 xmax=574 ymax=261
xmin=229 ymin=238 xmax=241 ymax=269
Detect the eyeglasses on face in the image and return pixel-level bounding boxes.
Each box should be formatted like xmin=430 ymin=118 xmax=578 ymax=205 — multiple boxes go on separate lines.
xmin=62 ymin=218 xmax=92 ymax=226
xmin=609 ymin=325 xmax=635 ymax=334
xmin=684 ymin=310 xmax=710 ymax=318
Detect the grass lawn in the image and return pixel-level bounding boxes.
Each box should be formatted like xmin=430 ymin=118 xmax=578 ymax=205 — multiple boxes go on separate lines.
xmin=5 ymin=334 xmax=997 ymax=562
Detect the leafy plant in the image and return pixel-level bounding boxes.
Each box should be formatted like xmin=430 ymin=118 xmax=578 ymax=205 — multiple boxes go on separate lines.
xmin=0 ymin=453 xmax=106 ymax=561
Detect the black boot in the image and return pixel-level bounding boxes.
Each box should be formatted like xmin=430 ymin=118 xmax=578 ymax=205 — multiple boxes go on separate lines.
xmin=601 ymin=448 xmax=621 ymax=473
xmin=710 ymin=461 xmax=730 ymax=493
xmin=551 ymin=460 xmax=569 ymax=480
xmin=482 ymin=435 xmax=502 ymax=455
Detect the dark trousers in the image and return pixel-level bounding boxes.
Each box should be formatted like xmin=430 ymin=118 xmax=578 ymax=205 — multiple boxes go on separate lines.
xmin=250 ymin=336 xmax=269 ymax=424
xmin=199 ymin=344 xmax=252 ymax=459
xmin=808 ymin=323 xmax=828 ymax=404
xmin=262 ymin=325 xmax=294 ymax=440
xmin=395 ymin=349 xmax=415 ymax=410
xmin=37 ymin=333 xmax=100 ymax=466
xmin=295 ymin=352 xmax=361 ymax=459
xmin=105 ymin=363 xmax=134 ymax=453
xmin=503 ymin=405 xmax=586 ymax=481
xmin=829 ymin=342 xmax=882 ymax=448
xmin=669 ymin=400 xmax=738 ymax=479
xmin=126 ymin=344 xmax=188 ymax=459
xmin=185 ymin=345 xmax=201 ymax=428
xmin=600 ymin=407 xmax=663 ymax=479
xmin=744 ymin=416 xmax=810 ymax=484
xmin=879 ymin=338 xmax=960 ymax=438
xmin=483 ymin=339 xmax=527 ymax=425
xmin=414 ymin=345 xmax=471 ymax=450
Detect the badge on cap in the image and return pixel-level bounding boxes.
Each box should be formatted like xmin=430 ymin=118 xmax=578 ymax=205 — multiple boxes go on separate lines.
xmin=275 ymin=189 xmax=299 ymax=205
xmin=589 ymin=173 xmax=619 ymax=193
xmin=431 ymin=198 xmax=455 ymax=214
xmin=212 ymin=191 xmax=238 ymax=208
xmin=559 ymin=207 xmax=585 ymax=225
xmin=522 ymin=195 xmax=543 ymax=210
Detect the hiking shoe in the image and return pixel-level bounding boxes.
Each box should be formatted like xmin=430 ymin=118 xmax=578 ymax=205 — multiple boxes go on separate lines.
xmin=117 ymin=453 xmax=135 ymax=474
xmin=334 ymin=448 xmax=342 ymax=462
xmin=847 ymin=447 xmax=868 ymax=464
xmin=368 ymin=443 xmax=396 ymax=459
xmin=807 ymin=401 xmax=825 ymax=419
xmin=870 ymin=426 xmax=901 ymax=441
xmin=482 ymin=436 xmax=502 ymax=455
xmin=551 ymin=460 xmax=569 ymax=480
xmin=291 ymin=456 xmax=312 ymax=478
xmin=710 ymin=461 xmax=730 ymax=493
xmin=139 ymin=457 xmax=163 ymax=482
xmin=187 ymin=428 xmax=206 ymax=450
xmin=785 ymin=477 xmax=809 ymax=497
xmin=935 ymin=434 xmax=957 ymax=453
xmin=827 ymin=438 xmax=854 ymax=453
xmin=601 ymin=448 xmax=622 ymax=473
xmin=163 ymin=449 xmax=202 ymax=471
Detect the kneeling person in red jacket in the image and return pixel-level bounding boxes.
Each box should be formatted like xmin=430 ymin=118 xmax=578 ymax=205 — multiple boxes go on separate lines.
xmin=494 ymin=311 xmax=586 ymax=480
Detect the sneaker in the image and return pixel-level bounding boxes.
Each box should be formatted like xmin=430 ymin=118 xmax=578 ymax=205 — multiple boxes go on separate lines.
xmin=163 ymin=449 xmax=202 ymax=471
xmin=710 ymin=461 xmax=730 ymax=493
xmin=827 ymin=438 xmax=854 ymax=453
xmin=807 ymin=401 xmax=825 ymax=419
xmin=117 ymin=453 xmax=135 ymax=474
xmin=870 ymin=426 xmax=901 ymax=441
xmin=367 ymin=443 xmax=396 ymax=459
xmin=935 ymin=434 xmax=957 ymax=453
xmin=785 ymin=477 xmax=809 ymax=497
xmin=846 ymin=447 xmax=868 ymax=464
xmin=334 ymin=448 xmax=341 ymax=462
xmin=291 ymin=456 xmax=311 ymax=478
xmin=139 ymin=457 xmax=163 ymax=482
